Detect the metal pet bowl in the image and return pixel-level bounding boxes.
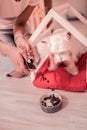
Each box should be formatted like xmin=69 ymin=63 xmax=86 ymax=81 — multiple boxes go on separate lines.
xmin=40 ymin=93 xmax=62 ymax=113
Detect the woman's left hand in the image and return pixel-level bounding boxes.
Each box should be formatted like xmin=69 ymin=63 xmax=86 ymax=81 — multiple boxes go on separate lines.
xmin=15 ymin=35 xmax=35 ymax=62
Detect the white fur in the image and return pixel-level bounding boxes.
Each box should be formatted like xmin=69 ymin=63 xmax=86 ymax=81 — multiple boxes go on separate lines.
xmin=47 ymin=29 xmax=87 ymax=75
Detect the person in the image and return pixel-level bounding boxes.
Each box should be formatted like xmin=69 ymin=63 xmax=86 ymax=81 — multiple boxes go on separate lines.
xmin=0 ymin=0 xmax=39 ymax=77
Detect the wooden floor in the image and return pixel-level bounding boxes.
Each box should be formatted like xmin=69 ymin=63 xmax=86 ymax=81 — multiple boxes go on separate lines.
xmin=0 ymin=73 xmax=87 ymax=130
xmin=0 ymin=16 xmax=87 ymax=130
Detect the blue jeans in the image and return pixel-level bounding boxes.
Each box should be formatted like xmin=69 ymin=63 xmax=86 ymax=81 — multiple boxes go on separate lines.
xmin=0 ymin=31 xmax=17 ymax=73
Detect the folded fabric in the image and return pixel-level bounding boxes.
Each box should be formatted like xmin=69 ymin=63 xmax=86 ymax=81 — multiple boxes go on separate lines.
xmin=33 ymin=52 xmax=87 ymax=92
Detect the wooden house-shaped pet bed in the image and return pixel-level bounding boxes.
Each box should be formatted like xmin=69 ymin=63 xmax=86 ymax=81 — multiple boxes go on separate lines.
xmin=29 ymin=3 xmax=87 ymax=92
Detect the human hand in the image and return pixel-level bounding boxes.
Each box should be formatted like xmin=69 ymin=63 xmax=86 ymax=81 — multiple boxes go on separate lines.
xmin=7 ymin=45 xmax=30 ymax=75
xmin=15 ymin=35 xmax=36 ymax=63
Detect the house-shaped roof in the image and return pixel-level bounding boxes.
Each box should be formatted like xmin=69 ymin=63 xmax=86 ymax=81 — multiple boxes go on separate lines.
xmin=29 ymin=3 xmax=87 ymax=47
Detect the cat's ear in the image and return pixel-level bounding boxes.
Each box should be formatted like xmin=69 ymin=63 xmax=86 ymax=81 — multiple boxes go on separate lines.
xmin=66 ymin=32 xmax=71 ymax=40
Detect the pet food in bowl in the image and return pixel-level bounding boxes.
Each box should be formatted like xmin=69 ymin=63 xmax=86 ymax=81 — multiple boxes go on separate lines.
xmin=40 ymin=93 xmax=62 ymax=113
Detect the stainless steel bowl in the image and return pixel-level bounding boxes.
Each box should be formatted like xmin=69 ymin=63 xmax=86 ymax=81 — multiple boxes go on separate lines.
xmin=40 ymin=93 xmax=62 ymax=113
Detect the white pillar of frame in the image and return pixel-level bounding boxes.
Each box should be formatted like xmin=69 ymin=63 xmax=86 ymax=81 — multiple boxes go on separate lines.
xmin=29 ymin=3 xmax=87 ymax=79
xmin=29 ymin=3 xmax=87 ymax=47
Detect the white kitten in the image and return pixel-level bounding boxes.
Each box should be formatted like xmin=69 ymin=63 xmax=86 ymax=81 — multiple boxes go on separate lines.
xmin=46 ymin=29 xmax=87 ymax=75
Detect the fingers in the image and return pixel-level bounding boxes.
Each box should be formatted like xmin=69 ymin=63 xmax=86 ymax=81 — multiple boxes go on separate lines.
xmin=16 ymin=57 xmax=30 ymax=75
xmin=16 ymin=37 xmax=34 ymax=54
xmin=20 ymin=44 xmax=36 ymax=63
xmin=14 ymin=50 xmax=29 ymax=75
xmin=20 ymin=47 xmax=28 ymax=61
xmin=16 ymin=38 xmax=36 ymax=69
xmin=16 ymin=38 xmax=29 ymax=52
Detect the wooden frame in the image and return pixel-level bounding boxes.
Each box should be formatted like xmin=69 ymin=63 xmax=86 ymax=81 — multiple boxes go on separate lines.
xmin=29 ymin=3 xmax=87 ymax=81
xmin=29 ymin=3 xmax=87 ymax=46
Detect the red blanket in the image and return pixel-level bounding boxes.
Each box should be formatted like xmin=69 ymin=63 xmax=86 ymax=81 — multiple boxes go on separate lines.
xmin=33 ymin=53 xmax=87 ymax=92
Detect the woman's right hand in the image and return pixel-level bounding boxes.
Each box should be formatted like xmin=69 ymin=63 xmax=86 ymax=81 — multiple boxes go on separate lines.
xmin=7 ymin=45 xmax=30 ymax=75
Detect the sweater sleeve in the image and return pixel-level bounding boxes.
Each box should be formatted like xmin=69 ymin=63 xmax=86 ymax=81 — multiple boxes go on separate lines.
xmin=29 ymin=0 xmax=39 ymax=6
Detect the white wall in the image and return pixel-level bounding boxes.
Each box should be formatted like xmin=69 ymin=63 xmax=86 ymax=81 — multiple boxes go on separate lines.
xmin=52 ymin=0 xmax=87 ymax=17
